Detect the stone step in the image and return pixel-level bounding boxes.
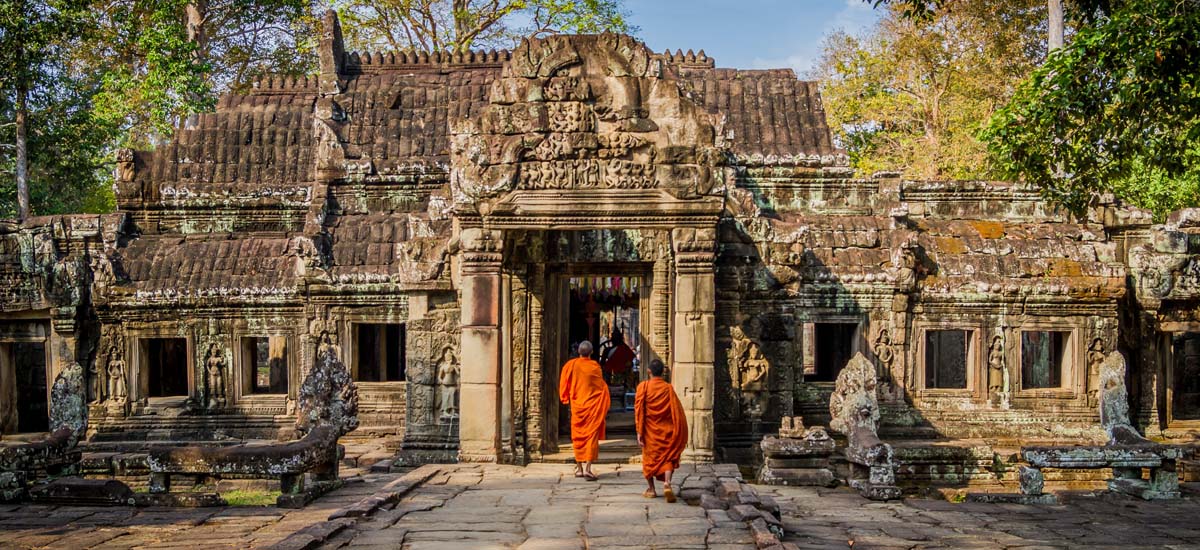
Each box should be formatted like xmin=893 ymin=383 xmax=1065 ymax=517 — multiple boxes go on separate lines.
xmin=539 ymin=450 xmax=641 ymax=464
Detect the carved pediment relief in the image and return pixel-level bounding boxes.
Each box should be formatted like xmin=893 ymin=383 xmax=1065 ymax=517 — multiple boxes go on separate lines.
xmin=451 ymin=34 xmax=730 ymax=216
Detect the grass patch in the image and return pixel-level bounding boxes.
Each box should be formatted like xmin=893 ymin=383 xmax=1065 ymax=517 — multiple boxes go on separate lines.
xmin=221 ymin=489 xmax=281 ymax=507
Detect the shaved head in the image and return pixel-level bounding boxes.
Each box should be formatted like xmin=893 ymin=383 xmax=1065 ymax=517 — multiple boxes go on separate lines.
xmin=578 ymin=340 xmax=593 ymax=357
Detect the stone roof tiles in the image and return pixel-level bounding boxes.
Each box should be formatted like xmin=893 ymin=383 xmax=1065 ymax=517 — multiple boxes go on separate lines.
xmin=326 ymin=213 xmax=451 ymax=284
xmin=677 ymin=68 xmax=837 ymax=159
xmin=139 ymin=102 xmax=317 ymax=192
xmin=119 ymin=235 xmax=299 ymax=296
xmin=128 ymin=34 xmax=840 ymax=197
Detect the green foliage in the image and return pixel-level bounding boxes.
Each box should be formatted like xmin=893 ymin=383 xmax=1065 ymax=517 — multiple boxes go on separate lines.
xmin=866 ymin=0 xmax=947 ymax=20
xmin=816 ymin=0 xmax=1047 ymax=179
xmin=90 ymin=0 xmax=316 ymax=147
xmin=337 ymin=0 xmax=635 ymax=53
xmin=0 ymin=0 xmax=111 ymax=219
xmin=983 ymin=0 xmax=1200 ymax=217
xmin=3 ymin=0 xmax=630 ymax=219
xmin=1111 ymin=160 xmax=1200 ymax=222
xmin=2 ymin=0 xmax=317 ymax=219
xmin=90 ymin=0 xmax=211 ymax=146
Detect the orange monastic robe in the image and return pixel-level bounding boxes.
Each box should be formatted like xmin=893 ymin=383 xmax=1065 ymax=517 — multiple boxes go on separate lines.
xmin=559 ymin=357 xmax=611 ymax=462
xmin=635 ymin=377 xmax=688 ymax=480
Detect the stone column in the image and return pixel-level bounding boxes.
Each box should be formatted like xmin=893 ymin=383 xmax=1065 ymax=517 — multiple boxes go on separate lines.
xmin=457 ymin=228 xmax=504 ymax=462
xmin=672 ymin=227 xmax=717 ymax=463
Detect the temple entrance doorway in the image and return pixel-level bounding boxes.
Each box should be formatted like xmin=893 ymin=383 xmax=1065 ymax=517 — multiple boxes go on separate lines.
xmin=0 ymin=340 xmax=49 ymax=434
xmin=543 ymin=269 xmax=653 ymax=464
xmin=1170 ymin=332 xmax=1200 ymax=423
xmin=142 ymin=338 xmax=189 ymax=399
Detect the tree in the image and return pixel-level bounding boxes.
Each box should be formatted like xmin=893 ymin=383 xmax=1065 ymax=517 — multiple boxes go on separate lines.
xmin=0 ymin=0 xmax=90 ymax=221
xmin=89 ymin=0 xmax=318 ymax=147
xmin=983 ymin=0 xmax=1200 ymax=217
xmin=814 ymin=0 xmax=1047 ymax=179
xmin=337 ymin=0 xmax=634 ymax=53
xmin=1 ymin=0 xmax=320 ymax=219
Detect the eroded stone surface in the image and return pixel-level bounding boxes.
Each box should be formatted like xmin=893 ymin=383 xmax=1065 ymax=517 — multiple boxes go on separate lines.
xmin=324 ymin=463 xmax=756 ymax=549
xmin=767 ymin=482 xmax=1200 ymax=549
xmin=829 ymin=353 xmax=900 ymax=501
xmin=0 ymin=8 xmax=1197 ymax=479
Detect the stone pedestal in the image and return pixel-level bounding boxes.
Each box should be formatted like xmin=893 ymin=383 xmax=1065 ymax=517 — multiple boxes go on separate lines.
xmin=758 ymin=417 xmax=838 ymax=487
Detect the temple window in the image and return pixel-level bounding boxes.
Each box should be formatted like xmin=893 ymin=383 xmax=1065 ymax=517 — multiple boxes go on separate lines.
xmin=924 ymin=330 xmax=970 ymax=389
xmin=142 ymin=338 xmax=189 ymax=398
xmin=354 ymin=324 xmax=405 ymax=382
xmin=809 ymin=323 xmax=858 ymax=382
xmin=242 ymin=336 xmax=288 ymax=394
xmin=1020 ymin=331 xmax=1069 ymax=389
xmin=1171 ymin=333 xmax=1200 ymax=421
xmin=0 ymin=341 xmax=48 ymax=433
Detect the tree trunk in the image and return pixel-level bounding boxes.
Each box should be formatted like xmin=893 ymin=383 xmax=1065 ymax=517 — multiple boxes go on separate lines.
xmin=15 ymin=80 xmax=29 ymax=222
xmin=185 ymin=0 xmax=208 ymax=54
xmin=1048 ymin=0 xmax=1063 ymax=50
xmin=453 ymin=0 xmax=470 ymax=53
xmin=184 ymin=1 xmax=210 ymax=113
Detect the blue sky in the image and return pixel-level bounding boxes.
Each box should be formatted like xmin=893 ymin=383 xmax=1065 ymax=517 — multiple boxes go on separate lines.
xmin=624 ymin=0 xmax=881 ymax=77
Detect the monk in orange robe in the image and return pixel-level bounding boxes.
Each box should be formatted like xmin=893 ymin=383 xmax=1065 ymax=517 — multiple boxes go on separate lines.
xmin=559 ymin=340 xmax=610 ymax=481
xmin=635 ymin=359 xmax=688 ymax=502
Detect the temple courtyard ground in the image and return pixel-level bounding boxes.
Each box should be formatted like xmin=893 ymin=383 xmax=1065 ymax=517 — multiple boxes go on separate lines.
xmin=1 ymin=464 xmax=1199 ymax=550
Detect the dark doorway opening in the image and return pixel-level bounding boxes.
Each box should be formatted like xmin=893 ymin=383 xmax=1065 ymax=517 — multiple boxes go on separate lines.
xmin=355 ymin=324 xmax=406 ymax=382
xmin=11 ymin=342 xmax=49 ymax=433
xmin=810 ymin=323 xmax=858 ymax=382
xmin=552 ymin=274 xmax=644 ymax=462
xmin=1172 ymin=332 xmax=1200 ymax=421
xmin=243 ymin=336 xmax=289 ymax=394
xmin=144 ymin=338 xmax=189 ymax=397
xmin=567 ymin=276 xmax=642 ymax=392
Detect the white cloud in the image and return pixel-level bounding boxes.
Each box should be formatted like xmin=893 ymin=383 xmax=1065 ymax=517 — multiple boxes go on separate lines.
xmin=750 ymin=0 xmax=879 ymax=77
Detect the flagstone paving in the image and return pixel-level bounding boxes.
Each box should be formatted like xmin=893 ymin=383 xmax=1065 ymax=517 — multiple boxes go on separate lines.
xmin=323 ymin=463 xmax=755 ymax=550
xmin=762 ymin=483 xmax=1200 ymax=550
xmin=1 ymin=465 xmax=1200 ymax=550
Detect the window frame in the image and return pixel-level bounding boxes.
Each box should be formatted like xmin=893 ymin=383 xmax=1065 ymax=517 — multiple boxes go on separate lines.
xmin=240 ymin=335 xmax=291 ymax=396
xmin=803 ymin=321 xmax=864 ymax=383
xmin=0 ymin=322 xmax=52 ymax=435
xmin=1017 ymin=330 xmax=1071 ymax=391
xmin=349 ymin=321 xmax=408 ymax=386
xmin=1159 ymin=322 xmax=1200 ymax=428
xmin=128 ymin=330 xmax=194 ymax=404
xmin=1012 ymin=322 xmax=1081 ymax=401
xmin=231 ymin=327 xmax=295 ymax=405
xmin=913 ymin=320 xmax=984 ymax=400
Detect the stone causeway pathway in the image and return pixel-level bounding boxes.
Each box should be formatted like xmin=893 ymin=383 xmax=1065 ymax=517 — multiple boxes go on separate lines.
xmin=323 ymin=463 xmax=755 ymax=550
xmin=765 ymin=483 xmax=1200 ymax=550
xmin=1 ymin=464 xmax=1199 ymax=549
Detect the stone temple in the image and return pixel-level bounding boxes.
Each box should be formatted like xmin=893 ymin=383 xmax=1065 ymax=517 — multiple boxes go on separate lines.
xmin=1 ymin=11 xmax=1198 ymax=485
